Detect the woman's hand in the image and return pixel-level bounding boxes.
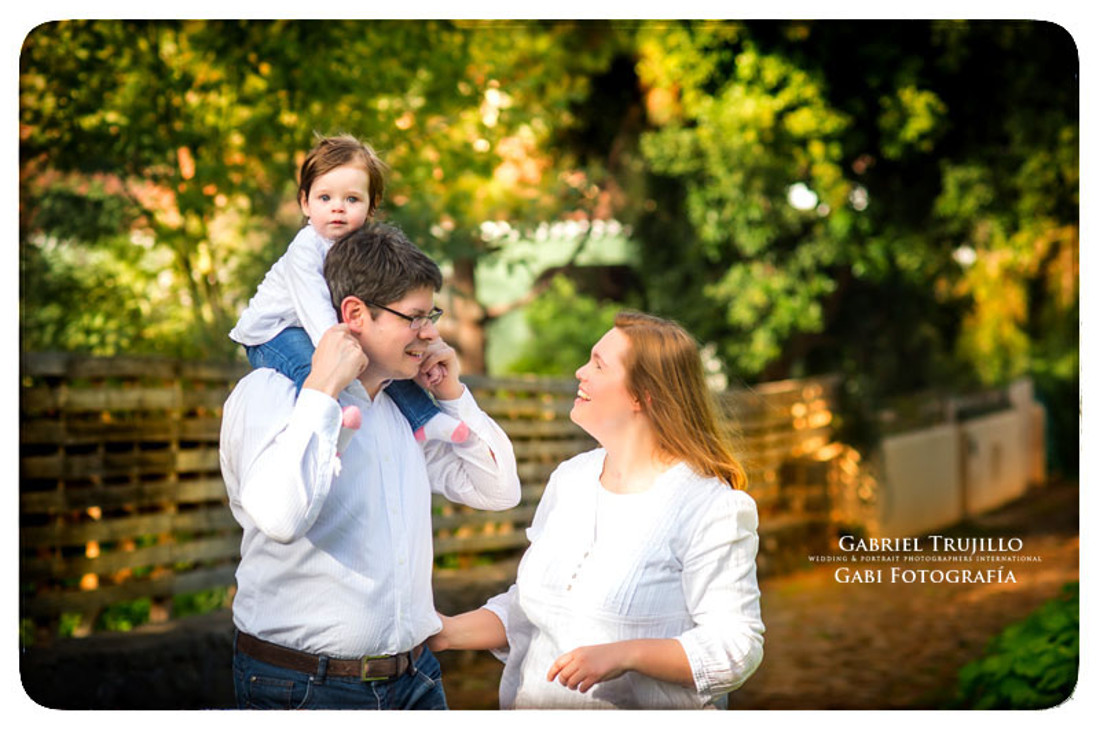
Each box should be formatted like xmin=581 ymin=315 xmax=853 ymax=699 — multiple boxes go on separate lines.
xmin=548 ymin=639 xmax=695 ymax=692
xmin=426 ymin=608 xmax=507 ymax=653
xmin=546 ymin=643 xmax=632 ymax=693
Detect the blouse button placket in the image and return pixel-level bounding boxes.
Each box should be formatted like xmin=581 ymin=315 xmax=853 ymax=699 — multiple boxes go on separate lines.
xmin=567 ymin=550 xmax=592 ymax=591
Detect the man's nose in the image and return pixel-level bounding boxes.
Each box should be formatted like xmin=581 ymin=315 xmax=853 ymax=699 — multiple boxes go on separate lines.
xmin=417 ymin=320 xmax=440 ymax=339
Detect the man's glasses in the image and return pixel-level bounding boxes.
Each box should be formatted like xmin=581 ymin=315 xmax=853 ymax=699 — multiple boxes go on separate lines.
xmin=366 ymin=301 xmax=444 ymax=331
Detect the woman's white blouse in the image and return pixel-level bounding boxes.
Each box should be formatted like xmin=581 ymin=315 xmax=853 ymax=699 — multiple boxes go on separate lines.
xmin=484 ymin=448 xmax=764 ymax=709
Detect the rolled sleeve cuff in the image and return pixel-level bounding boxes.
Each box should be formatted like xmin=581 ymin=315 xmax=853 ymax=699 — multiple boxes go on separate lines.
xmin=676 ymin=628 xmax=763 ymax=698
xmin=296 ymin=386 xmax=343 ymax=444
xmin=482 ymin=591 xmax=512 ymax=664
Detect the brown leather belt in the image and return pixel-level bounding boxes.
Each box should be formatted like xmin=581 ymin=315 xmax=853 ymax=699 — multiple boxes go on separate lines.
xmin=236 ymin=631 xmax=425 ymax=682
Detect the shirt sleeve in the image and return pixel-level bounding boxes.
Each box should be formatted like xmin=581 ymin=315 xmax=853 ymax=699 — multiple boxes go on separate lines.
xmin=283 ymin=229 xmax=339 ymax=346
xmin=421 ymin=384 xmax=521 ymax=511
xmin=482 ymin=584 xmax=519 ymax=664
xmin=674 ymin=487 xmax=766 ymax=699
xmin=220 ymin=370 xmax=343 ymax=543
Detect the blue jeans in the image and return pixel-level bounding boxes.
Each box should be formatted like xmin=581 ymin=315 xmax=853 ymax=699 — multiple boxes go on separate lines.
xmin=246 ymin=326 xmax=440 ymax=431
xmin=232 ymin=635 xmax=448 ymax=710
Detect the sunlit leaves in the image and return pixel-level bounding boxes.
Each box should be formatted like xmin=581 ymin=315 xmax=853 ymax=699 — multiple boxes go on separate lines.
xmin=878 ymin=86 xmax=948 ymax=159
xmin=636 ymin=22 xmax=852 ymax=375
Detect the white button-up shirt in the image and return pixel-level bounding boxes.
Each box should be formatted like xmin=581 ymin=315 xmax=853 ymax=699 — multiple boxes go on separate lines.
xmin=484 ymin=448 xmax=764 ymax=709
xmin=220 ymin=369 xmax=520 ymax=658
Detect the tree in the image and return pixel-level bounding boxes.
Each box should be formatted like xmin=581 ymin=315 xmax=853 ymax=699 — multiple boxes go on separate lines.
xmin=590 ymin=21 xmax=1075 ymax=407
xmin=20 ymin=19 xmax=622 ymax=368
xmin=20 ymin=20 xmax=1079 ymax=474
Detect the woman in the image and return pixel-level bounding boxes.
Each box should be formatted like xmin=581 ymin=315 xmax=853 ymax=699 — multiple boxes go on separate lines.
xmin=429 ymin=311 xmax=764 ymax=709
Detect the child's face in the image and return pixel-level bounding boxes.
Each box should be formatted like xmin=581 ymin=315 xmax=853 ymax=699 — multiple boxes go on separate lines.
xmin=300 ymin=164 xmax=371 ymax=241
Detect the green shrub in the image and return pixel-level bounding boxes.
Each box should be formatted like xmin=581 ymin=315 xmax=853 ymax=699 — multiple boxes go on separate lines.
xmin=954 ymin=582 xmax=1078 ymax=709
xmin=503 ymin=275 xmax=624 ymax=377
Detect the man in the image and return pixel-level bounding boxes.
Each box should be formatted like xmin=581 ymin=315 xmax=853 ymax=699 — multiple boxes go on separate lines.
xmin=219 ymin=223 xmax=521 ymax=709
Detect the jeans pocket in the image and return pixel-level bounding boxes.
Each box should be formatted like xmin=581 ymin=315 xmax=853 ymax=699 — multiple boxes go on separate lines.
xmin=245 ymin=673 xmax=313 ymax=710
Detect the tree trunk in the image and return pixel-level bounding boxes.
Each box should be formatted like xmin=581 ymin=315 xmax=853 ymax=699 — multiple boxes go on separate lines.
xmin=446 ymin=257 xmax=487 ymax=375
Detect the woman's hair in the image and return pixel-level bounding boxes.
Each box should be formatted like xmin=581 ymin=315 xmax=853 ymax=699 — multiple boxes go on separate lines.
xmin=614 ymin=311 xmax=747 ymax=490
xmin=298 ymin=133 xmax=388 ymax=217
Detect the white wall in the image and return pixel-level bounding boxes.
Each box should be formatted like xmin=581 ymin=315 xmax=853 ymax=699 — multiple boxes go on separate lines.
xmin=877 ymin=424 xmax=963 ymax=537
xmin=961 ymin=410 xmax=1029 ymax=515
xmin=871 ymin=381 xmax=1046 ymax=538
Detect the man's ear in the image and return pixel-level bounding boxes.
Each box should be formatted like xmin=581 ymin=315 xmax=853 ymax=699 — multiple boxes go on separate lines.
xmin=341 ymin=296 xmax=369 ymax=333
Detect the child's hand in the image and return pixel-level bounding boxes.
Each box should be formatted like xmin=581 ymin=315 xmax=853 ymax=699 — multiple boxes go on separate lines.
xmin=417 ymin=338 xmax=462 ymax=401
xmin=423 ymin=363 xmax=445 ymax=386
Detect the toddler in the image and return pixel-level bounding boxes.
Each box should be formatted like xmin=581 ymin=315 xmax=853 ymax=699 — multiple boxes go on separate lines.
xmin=229 ymin=134 xmax=467 ymax=446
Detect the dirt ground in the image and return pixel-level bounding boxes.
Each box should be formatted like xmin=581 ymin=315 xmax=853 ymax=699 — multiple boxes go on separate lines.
xmin=435 ymin=479 xmax=1080 ymax=710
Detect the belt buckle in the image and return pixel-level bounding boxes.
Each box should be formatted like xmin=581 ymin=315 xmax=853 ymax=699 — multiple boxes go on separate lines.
xmin=361 ymin=654 xmax=392 ymax=682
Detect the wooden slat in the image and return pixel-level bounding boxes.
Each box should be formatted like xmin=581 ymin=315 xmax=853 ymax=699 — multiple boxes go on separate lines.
xmin=432 ymin=505 xmax=537 ymax=533
xmin=20 ymin=476 xmax=229 ymax=514
xmin=20 ymin=505 xmax=240 ymax=548
xmin=492 ymin=418 xmax=589 ymax=438
xmin=21 ymin=534 xmax=241 ymax=583
xmin=433 ymin=531 xmax=530 ymax=556
xmin=21 ymin=446 xmax=222 ymax=481
xmin=512 ymin=438 xmax=596 ymax=461
xmin=22 ymin=564 xmax=239 ymax=617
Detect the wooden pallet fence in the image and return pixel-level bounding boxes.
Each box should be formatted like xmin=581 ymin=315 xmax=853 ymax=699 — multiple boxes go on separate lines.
xmin=20 ymin=352 xmax=250 ymax=636
xmin=20 ymin=353 xmax=857 ymax=635
xmin=430 ymin=374 xmax=596 ymax=565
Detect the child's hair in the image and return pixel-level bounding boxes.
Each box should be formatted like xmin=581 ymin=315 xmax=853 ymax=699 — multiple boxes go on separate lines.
xmin=324 ymin=223 xmax=443 ymax=315
xmin=298 ymin=133 xmax=388 ymax=217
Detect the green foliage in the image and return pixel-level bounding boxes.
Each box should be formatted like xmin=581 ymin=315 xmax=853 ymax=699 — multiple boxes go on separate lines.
xmin=620 ymin=20 xmax=1076 ymax=420
xmin=20 ymin=19 xmax=621 ymax=362
xmin=95 ymin=598 xmax=152 ymax=633
xmin=503 ymin=275 xmax=623 ymax=376
xmin=636 ymin=24 xmax=852 ymax=376
xmin=57 ymin=612 xmax=84 ymax=639
xmin=173 ymin=587 xmax=232 ymax=619
xmin=954 ymin=582 xmax=1079 ymax=709
xmin=19 ymin=20 xmax=1078 ymax=447
xmin=20 ymin=618 xmax=37 ymax=647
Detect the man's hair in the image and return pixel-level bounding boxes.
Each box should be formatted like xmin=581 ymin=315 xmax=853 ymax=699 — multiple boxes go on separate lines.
xmin=324 ymin=223 xmax=443 ymax=317
xmin=298 ymin=133 xmax=388 ymax=217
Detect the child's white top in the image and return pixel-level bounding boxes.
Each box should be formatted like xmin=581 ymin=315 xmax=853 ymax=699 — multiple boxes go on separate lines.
xmin=230 ymin=224 xmax=338 ymax=348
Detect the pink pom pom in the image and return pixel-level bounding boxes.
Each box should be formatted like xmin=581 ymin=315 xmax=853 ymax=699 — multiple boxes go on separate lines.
xmin=341 ymin=405 xmax=362 ymax=430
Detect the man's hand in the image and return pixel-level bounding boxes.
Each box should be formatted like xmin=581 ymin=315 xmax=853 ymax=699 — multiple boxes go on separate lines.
xmin=416 ymin=338 xmax=463 ymax=401
xmin=302 ymin=324 xmax=368 ymax=399
xmin=546 ymin=643 xmax=632 ymax=694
